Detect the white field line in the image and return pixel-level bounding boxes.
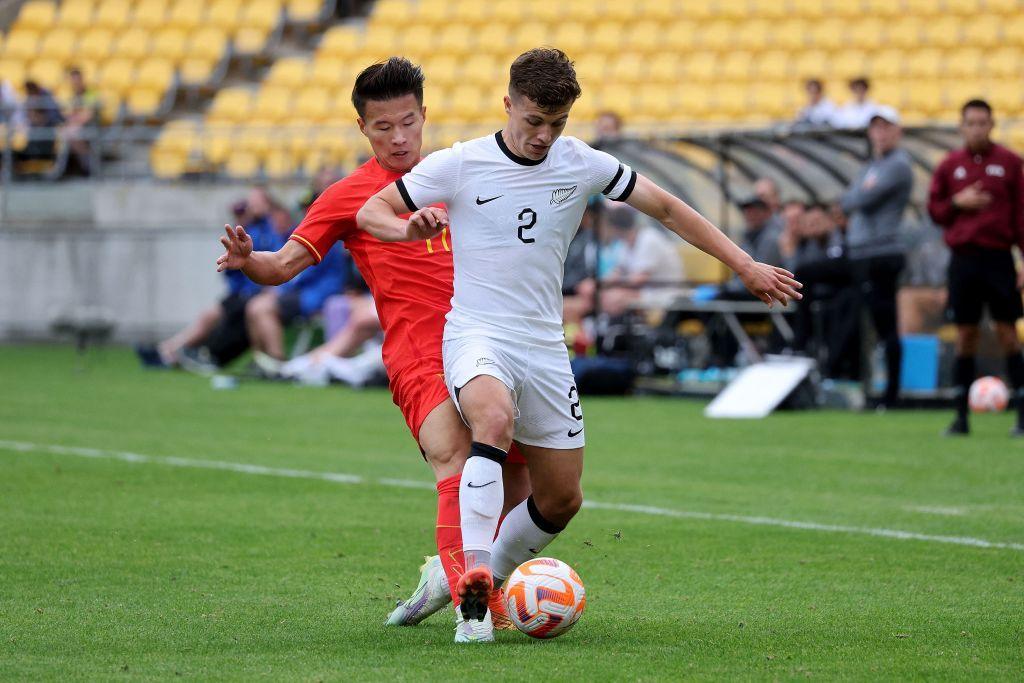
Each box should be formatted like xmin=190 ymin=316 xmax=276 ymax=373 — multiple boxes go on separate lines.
xmin=2 ymin=439 xmax=1022 ymax=553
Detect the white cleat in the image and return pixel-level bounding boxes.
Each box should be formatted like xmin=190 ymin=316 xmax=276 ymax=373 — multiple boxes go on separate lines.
xmin=454 ymin=606 xmax=494 ymax=643
xmin=385 ymin=555 xmax=452 ymax=626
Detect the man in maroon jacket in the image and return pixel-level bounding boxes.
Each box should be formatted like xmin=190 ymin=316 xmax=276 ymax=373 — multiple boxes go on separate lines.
xmin=928 ymin=99 xmax=1024 ymax=436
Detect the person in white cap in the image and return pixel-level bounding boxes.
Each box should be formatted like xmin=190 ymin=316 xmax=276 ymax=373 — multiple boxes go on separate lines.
xmin=839 ymin=105 xmax=914 ymax=408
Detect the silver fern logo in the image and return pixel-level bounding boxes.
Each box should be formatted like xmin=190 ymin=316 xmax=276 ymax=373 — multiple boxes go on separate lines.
xmin=550 ymin=185 xmax=577 ymax=205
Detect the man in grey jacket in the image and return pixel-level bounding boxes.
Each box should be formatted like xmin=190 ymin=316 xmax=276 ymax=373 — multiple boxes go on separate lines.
xmin=840 ymin=106 xmax=914 ymax=407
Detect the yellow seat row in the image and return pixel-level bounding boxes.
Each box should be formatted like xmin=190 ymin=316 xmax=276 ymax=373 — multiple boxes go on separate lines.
xmin=13 ymin=0 xmax=283 ymax=32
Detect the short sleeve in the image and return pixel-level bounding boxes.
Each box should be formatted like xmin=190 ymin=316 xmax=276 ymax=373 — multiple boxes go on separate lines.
xmin=395 ymin=147 xmax=460 ymax=212
xmin=289 ymin=178 xmax=361 ymax=264
xmin=580 ymin=141 xmax=637 ymax=202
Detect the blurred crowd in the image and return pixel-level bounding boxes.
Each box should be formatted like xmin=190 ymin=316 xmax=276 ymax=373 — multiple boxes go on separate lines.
xmin=1 ymin=66 xmax=100 ymax=176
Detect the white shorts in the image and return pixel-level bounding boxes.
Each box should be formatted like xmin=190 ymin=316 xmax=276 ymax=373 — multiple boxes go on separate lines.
xmin=443 ymin=335 xmax=585 ymax=450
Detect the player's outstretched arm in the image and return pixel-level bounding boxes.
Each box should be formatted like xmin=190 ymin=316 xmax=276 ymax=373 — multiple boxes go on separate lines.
xmin=357 ymin=184 xmax=447 ymax=242
xmin=625 ymin=174 xmax=803 ymax=308
xmin=216 ymin=224 xmax=314 ymax=285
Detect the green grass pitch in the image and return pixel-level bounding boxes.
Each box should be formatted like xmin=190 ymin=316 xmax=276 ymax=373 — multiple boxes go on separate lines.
xmin=1 ymin=346 xmax=1022 ymax=680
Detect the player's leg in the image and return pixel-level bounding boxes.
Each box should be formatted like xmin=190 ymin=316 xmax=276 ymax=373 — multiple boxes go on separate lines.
xmin=155 ymin=303 xmax=223 ymax=363
xmin=490 ymin=444 xmax=583 ymax=586
xmin=946 ymin=251 xmax=983 ymax=435
xmin=987 ymin=251 xmax=1024 ymax=434
xmin=244 ymin=290 xmax=281 ymax=357
xmin=867 ymin=255 xmax=904 ymax=407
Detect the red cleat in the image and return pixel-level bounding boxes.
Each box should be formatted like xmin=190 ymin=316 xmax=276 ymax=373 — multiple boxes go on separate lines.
xmin=456 ymin=566 xmax=493 ymax=622
xmin=488 ymin=585 xmax=514 ymax=630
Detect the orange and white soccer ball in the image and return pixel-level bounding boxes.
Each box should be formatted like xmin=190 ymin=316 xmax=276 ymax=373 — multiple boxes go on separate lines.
xmin=969 ymin=376 xmax=1009 ymax=413
xmin=504 ymin=558 xmax=586 ymax=639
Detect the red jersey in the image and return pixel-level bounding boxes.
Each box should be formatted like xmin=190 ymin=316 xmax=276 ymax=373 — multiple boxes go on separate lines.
xmin=289 ymin=157 xmax=453 ymax=376
xmin=928 ymin=143 xmax=1024 ymax=252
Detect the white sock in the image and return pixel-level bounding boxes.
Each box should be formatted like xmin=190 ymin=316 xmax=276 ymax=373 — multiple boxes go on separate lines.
xmin=491 ymin=496 xmax=563 ymax=583
xmin=459 ymin=443 xmax=507 ymax=570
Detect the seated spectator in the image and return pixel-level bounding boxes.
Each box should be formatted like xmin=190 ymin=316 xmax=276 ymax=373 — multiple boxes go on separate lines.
xmin=135 ymin=187 xmax=285 ymax=370
xmin=245 ymin=242 xmax=347 ymax=372
xmin=831 ymin=77 xmax=876 ymax=129
xmin=721 ymin=197 xmax=783 ymax=298
xmin=753 ymin=177 xmax=782 ymax=216
xmin=598 ymin=204 xmax=684 ymax=316
xmin=60 ymin=67 xmax=100 ymax=176
xmin=594 ymin=110 xmax=624 ymax=145
xmin=0 ymin=79 xmax=26 ymax=131
xmin=795 ymin=78 xmax=837 ymax=126
xmin=16 ymin=81 xmax=64 ymax=166
xmin=562 ymin=199 xmax=601 ymax=332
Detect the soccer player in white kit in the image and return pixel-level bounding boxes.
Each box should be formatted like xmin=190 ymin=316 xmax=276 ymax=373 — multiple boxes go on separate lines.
xmin=358 ymin=48 xmax=802 ymax=631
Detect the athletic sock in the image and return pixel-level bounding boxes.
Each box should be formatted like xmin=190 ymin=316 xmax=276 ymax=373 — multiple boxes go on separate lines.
xmin=953 ymin=355 xmax=976 ymax=422
xmin=491 ymin=495 xmax=565 ymax=584
xmin=459 ymin=442 xmax=507 ymax=570
xmin=1006 ymin=352 xmax=1024 ymax=425
xmin=435 ymin=473 xmax=463 ymax=605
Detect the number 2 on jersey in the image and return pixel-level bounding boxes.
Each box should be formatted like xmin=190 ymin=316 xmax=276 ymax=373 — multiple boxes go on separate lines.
xmin=518 ymin=208 xmax=536 ymax=244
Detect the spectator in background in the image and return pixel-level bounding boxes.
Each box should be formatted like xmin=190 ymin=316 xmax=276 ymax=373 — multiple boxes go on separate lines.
xmin=840 ymin=106 xmax=913 ymax=407
xmin=60 ymin=67 xmax=100 ymax=176
xmin=562 ymin=199 xmax=601 ymax=343
xmin=17 ymin=81 xmax=63 ymax=164
xmin=928 ymin=99 xmax=1024 ymax=436
xmin=722 ymin=197 xmax=783 ymax=297
xmin=0 ymin=79 xmax=26 ymax=130
xmin=594 ymin=110 xmax=623 ymax=145
xmin=795 ymin=78 xmax=837 ymax=127
xmin=135 ymin=187 xmax=285 ymax=370
xmin=597 ymin=203 xmax=684 ymax=316
xmin=754 ymin=177 xmax=782 ymax=216
xmin=832 ymin=77 xmax=876 ymax=129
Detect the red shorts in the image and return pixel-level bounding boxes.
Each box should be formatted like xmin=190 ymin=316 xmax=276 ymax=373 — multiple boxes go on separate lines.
xmin=389 ymin=356 xmax=525 ymax=464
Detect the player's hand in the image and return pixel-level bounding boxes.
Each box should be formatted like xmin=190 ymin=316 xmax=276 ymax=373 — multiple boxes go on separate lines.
xmin=738 ymin=261 xmax=803 ymax=308
xmin=406 ymin=207 xmax=448 ymax=240
xmin=953 ymin=182 xmax=992 ymax=211
xmin=216 ymin=224 xmax=253 ymax=272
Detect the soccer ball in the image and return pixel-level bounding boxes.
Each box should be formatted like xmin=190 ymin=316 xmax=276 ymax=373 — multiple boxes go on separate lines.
xmin=504 ymin=557 xmax=586 ymax=639
xmin=969 ymin=376 xmax=1009 ymax=413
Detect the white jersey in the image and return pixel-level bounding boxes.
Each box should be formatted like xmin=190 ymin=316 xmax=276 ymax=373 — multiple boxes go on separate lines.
xmin=397 ymin=132 xmax=636 ymax=344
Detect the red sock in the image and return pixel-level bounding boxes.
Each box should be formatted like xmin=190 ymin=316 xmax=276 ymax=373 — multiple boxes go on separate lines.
xmin=435 ymin=473 xmax=463 ymax=606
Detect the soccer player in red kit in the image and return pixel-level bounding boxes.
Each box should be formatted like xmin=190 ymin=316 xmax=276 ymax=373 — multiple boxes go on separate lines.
xmin=215 ymin=58 xmax=528 ymax=643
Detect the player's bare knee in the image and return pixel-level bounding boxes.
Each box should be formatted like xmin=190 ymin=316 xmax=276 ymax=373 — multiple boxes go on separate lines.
xmin=470 ymin=406 xmax=514 ymax=447
xmin=424 ymin=443 xmax=466 ymax=472
xmin=535 ymin=487 xmax=582 ymax=527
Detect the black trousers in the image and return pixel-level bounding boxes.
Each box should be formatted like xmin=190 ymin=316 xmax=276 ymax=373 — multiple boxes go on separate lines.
xmin=850 ymin=254 xmax=905 ymax=403
xmin=201 ymin=293 xmax=252 ymax=367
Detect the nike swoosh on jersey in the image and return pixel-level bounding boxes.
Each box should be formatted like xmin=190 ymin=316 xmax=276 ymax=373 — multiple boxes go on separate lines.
xmin=567 ymin=428 xmax=584 ymax=437
xmin=466 ymin=480 xmax=497 ymax=488
xmin=475 ymin=195 xmax=502 ymax=205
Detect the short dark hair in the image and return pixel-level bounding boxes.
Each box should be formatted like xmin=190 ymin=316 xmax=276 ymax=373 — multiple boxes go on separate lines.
xmin=962 ymin=98 xmax=993 ymax=118
xmin=350 ymin=57 xmax=424 ymax=118
xmin=509 ymin=48 xmax=582 ymax=111
xmin=849 ymin=77 xmax=870 ymax=90
xmin=805 ymin=78 xmax=823 ymax=91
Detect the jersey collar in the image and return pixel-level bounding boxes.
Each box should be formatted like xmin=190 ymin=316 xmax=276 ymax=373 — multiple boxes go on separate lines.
xmin=495 ymin=131 xmax=546 ymax=166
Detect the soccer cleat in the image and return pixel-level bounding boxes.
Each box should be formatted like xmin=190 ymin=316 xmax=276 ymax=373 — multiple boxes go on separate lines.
xmin=454 ymin=605 xmax=494 ymax=643
xmin=943 ymin=417 xmax=969 ymax=436
xmin=456 ymin=566 xmax=493 ymax=622
xmin=385 ymin=555 xmax=453 ymax=626
xmin=488 ymin=585 xmax=514 ymax=630
xmin=1010 ymin=424 xmax=1024 ymax=438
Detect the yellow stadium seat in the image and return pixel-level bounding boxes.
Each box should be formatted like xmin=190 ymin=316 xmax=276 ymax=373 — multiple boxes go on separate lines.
xmin=847 ymin=18 xmax=885 ymax=50
xmin=58 ymin=0 xmax=95 ymax=30
xmin=396 ymin=24 xmax=433 ymax=61
xmin=663 ymin=21 xmax=696 ymax=52
xmin=423 ymin=55 xmax=458 ymax=85
xmin=987 ymin=0 xmax=1022 ymax=13
xmin=711 ymin=83 xmax=750 ymax=121
xmin=98 ymin=57 xmax=135 ymax=94
xmin=287 ymin=0 xmax=326 ymax=24
xmin=511 ymin=23 xmax=550 ymax=52
xmin=905 ymin=81 xmax=944 ymax=115
xmin=608 ymin=53 xmax=645 ymax=85
xmin=0 ymin=59 xmax=26 ymax=88
xmin=370 ymin=0 xmax=408 ymax=26
xmin=206 ymin=0 xmax=241 ymax=32
xmin=293 ymin=87 xmax=331 ymax=122
xmin=207 ymin=87 xmax=253 ymax=123
xmin=264 ymin=148 xmax=296 ymax=179
xmin=201 ymin=126 xmax=233 ymax=164
xmin=962 ymin=15 xmax=1002 ymax=49
xmin=488 ymin=1 xmax=523 ymax=25
xmin=94 ymin=0 xmax=131 ymax=28
xmin=225 ymin=149 xmax=262 ymax=178
xmin=38 ymin=27 xmax=78 ymax=64
xmin=114 ymin=28 xmax=151 ymax=60
xmin=906 ymin=48 xmax=943 ymax=79
xmin=251 ymin=86 xmax=292 ymax=123
xmin=460 ymin=54 xmax=498 ymax=86
xmin=97 ymin=93 xmax=120 ymax=123
xmin=126 ymin=87 xmax=164 ymax=117
xmin=789 ymin=0 xmax=826 ymax=18
xmin=736 ymin=19 xmax=771 ymax=52
xmin=241 ymin=0 xmax=282 ymax=30
xmin=168 ymin=0 xmax=205 ymax=28
xmin=153 ymin=28 xmax=189 ymax=63
xmin=151 ymin=148 xmax=189 ymax=178
xmin=641 ymin=0 xmax=678 ymax=22
xmin=985 ymin=47 xmax=1020 ymax=78
xmin=772 ymin=19 xmax=808 ymax=51
xmin=408 ymin=0 xmax=447 ymax=25
xmin=862 ymin=0 xmax=902 ymax=16
xmin=870 ymin=49 xmax=905 ymax=79
xmin=887 ymin=17 xmax=923 ymax=49
xmin=943 ymin=48 xmax=983 ymax=79
xmin=180 ymin=57 xmax=218 ymax=86
xmin=4 ymin=30 xmax=40 ymax=61
xmin=309 ymin=57 xmax=354 ymax=87
xmin=279 ymin=125 xmax=310 ymax=156
xmin=317 ymin=26 xmax=362 ymax=58
xmin=682 ymin=52 xmax=717 ymax=82
xmin=16 ymin=1 xmax=57 ymax=31
xmin=574 ymin=54 xmax=607 ymax=88
xmin=698 ymin=19 xmax=735 ymax=52
xmin=447 ymin=83 xmax=486 ymax=123
xmin=78 ymin=28 xmax=114 ymax=61
xmin=904 ymin=0 xmax=944 ymax=15
xmin=234 ymin=26 xmax=272 ymax=56
xmin=753 ymin=50 xmax=791 ymax=81
xmin=552 ymin=23 xmax=589 ymax=56
xmin=450 ymin=0 xmax=489 ymax=25
xmin=720 ymin=51 xmax=753 ymax=81
xmin=750 ymin=0 xmax=788 ymax=18
xmin=187 ymin=27 xmax=229 ymax=62
xmin=945 ymin=0 xmax=983 ymax=13
xmin=1006 ymin=15 xmax=1024 ymax=45
xmin=437 ymin=24 xmax=475 ymax=56
xmin=831 ymin=50 xmax=868 ymax=79
xmin=988 ymin=82 xmax=1023 ymax=113
xmin=155 ymin=120 xmax=196 ymax=153
xmin=647 ymin=53 xmax=680 ymax=84
xmin=473 ymin=23 xmax=510 ymax=56
xmin=27 ymin=58 xmax=64 ymax=88
xmin=922 ymin=15 xmax=962 ymax=49
xmin=637 ymin=84 xmax=675 ymax=121
xmin=136 ymin=59 xmax=174 ymax=90
xmin=750 ymin=82 xmax=793 ymax=120
xmin=266 ymin=57 xmax=308 ymax=87
xmin=595 ymin=85 xmax=634 ymax=118
xmin=792 ymin=50 xmax=828 ymax=81
xmin=602 ymin=0 xmax=641 ymax=22
xmin=677 ymin=0 xmax=714 ymax=20
xmin=132 ymin=0 xmax=167 ymax=29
